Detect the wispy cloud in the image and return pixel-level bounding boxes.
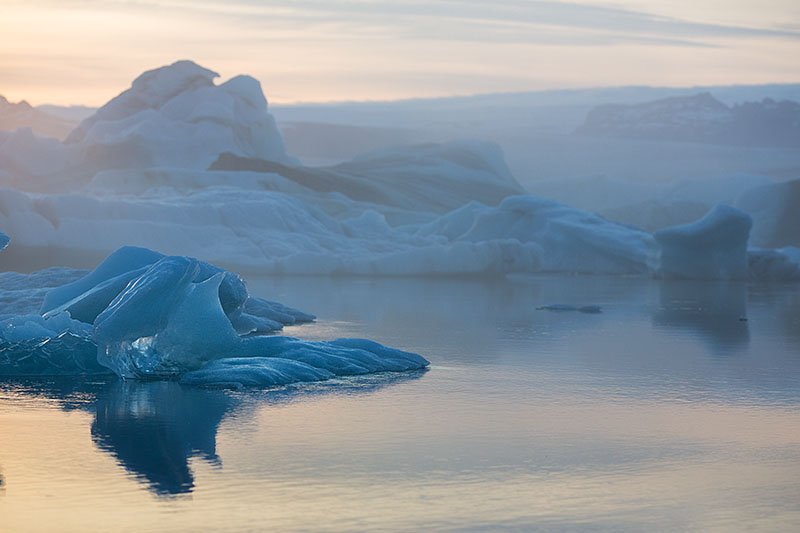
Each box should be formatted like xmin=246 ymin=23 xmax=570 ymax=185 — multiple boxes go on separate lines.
xmin=12 ymin=0 xmax=800 ymax=46
xmin=1 ymin=0 xmax=799 ymax=104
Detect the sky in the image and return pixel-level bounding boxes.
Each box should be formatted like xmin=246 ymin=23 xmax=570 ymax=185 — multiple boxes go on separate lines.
xmin=1 ymin=0 xmax=799 ymax=106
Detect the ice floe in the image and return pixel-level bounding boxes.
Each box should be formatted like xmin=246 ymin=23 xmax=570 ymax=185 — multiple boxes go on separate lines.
xmin=0 ymin=247 xmax=428 ymax=385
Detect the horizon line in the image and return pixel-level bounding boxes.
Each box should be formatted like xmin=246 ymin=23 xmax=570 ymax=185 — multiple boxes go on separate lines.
xmin=15 ymin=80 xmax=800 ymax=110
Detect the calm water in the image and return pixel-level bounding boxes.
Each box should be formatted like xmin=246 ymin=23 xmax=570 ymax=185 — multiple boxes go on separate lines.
xmin=1 ymin=276 xmax=799 ymax=532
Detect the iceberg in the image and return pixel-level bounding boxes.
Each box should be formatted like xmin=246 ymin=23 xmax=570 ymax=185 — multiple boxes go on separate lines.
xmin=0 ymin=230 xmax=7 ymax=251
xmin=0 ymin=60 xmax=293 ymax=191
xmin=415 ymin=196 xmax=656 ymax=275
xmin=736 ymin=178 xmax=800 ymax=249
xmin=0 ymin=184 xmax=659 ymax=276
xmin=66 ymin=60 xmax=293 ymax=171
xmin=0 ymin=60 xmax=794 ymax=281
xmin=0 ymin=313 xmax=105 ymax=376
xmin=655 ymin=205 xmax=752 ymax=280
xmin=0 ymin=247 xmax=429 ymax=384
xmin=0 ymin=60 xmax=657 ymax=278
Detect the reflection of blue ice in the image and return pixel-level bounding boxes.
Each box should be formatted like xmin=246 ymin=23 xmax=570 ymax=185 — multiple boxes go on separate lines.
xmin=653 ymin=280 xmax=749 ymax=354
xmin=92 ymin=381 xmax=235 ymax=495
xmin=4 ymin=372 xmax=424 ymax=496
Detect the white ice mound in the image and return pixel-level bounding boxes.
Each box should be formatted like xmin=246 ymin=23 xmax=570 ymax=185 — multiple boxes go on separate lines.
xmin=417 ymin=196 xmax=657 ymax=274
xmin=655 ymin=204 xmax=752 ymax=279
xmin=331 ymin=140 xmax=524 ymax=211
xmin=66 ymin=60 xmax=292 ymax=170
xmin=0 ymin=186 xmax=658 ymax=276
xmin=1 ymin=246 xmax=428 ymax=383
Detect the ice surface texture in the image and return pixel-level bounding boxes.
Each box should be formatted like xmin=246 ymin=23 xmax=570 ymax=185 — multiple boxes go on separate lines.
xmin=0 ymin=247 xmax=428 ymax=384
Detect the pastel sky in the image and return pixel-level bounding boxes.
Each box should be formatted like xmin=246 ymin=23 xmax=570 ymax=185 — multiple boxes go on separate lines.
xmin=2 ymin=0 xmax=799 ymax=105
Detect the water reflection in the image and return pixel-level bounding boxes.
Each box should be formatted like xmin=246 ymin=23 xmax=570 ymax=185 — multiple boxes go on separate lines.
xmin=0 ymin=371 xmax=425 ymax=497
xmin=653 ymin=281 xmax=750 ymax=354
xmin=748 ymin=284 xmax=800 ymax=348
xmin=91 ymin=381 xmax=236 ymax=495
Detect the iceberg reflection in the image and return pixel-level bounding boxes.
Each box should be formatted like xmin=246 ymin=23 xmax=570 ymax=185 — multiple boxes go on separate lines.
xmin=1 ymin=371 xmax=425 ymax=497
xmin=91 ymin=381 xmax=235 ymax=496
xmin=653 ymin=280 xmax=749 ymax=354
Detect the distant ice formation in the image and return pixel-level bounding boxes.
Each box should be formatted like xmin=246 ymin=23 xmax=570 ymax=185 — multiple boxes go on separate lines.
xmin=0 ymin=60 xmax=798 ymax=281
xmin=0 ymin=185 xmax=657 ymax=275
xmin=0 ymin=247 xmax=428 ymax=385
xmin=209 ymin=139 xmax=523 ymax=214
xmin=655 ymin=205 xmax=752 ymax=280
xmin=736 ymin=178 xmax=800 ymax=249
xmin=66 ymin=61 xmax=293 ymax=171
xmin=576 ymin=93 xmax=800 ymax=147
xmin=0 ymin=60 xmax=292 ymax=191
xmin=0 ymin=231 xmax=7 ymax=251
xmin=748 ymin=247 xmax=800 ymax=281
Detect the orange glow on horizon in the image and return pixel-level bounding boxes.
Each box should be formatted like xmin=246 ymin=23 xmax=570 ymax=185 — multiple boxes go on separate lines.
xmin=1 ymin=0 xmax=799 ymax=106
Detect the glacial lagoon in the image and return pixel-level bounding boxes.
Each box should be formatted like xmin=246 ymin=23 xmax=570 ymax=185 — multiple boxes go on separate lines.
xmin=1 ymin=275 xmax=799 ymax=531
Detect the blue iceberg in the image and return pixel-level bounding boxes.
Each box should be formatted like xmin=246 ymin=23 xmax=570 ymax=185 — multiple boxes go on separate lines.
xmin=655 ymin=205 xmax=752 ymax=280
xmin=0 ymin=246 xmax=429 ymax=385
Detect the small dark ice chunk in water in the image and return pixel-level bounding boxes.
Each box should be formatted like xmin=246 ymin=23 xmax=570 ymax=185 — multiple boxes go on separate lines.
xmin=537 ymin=304 xmax=602 ymax=314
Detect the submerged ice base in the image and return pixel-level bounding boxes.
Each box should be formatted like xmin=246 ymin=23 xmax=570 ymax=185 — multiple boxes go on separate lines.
xmin=0 ymin=246 xmax=428 ymax=386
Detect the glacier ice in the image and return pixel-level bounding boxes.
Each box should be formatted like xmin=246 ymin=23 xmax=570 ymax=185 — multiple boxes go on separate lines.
xmin=180 ymin=339 xmax=427 ymax=388
xmin=0 ymin=185 xmax=658 ymax=276
xmin=0 ymin=313 xmax=106 ymax=376
xmin=655 ymin=205 xmax=752 ymax=280
xmin=0 ymin=60 xmax=654 ymax=278
xmin=0 ymin=246 xmax=428 ymax=384
xmin=0 ymin=231 xmax=7 ymax=251
xmin=0 ymin=60 xmax=797 ymax=282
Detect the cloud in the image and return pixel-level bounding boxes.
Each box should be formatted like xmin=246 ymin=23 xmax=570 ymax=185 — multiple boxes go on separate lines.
xmin=15 ymin=0 xmax=800 ymax=44
xmin=2 ymin=0 xmax=799 ymax=104
xmin=102 ymin=0 xmax=800 ymax=46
